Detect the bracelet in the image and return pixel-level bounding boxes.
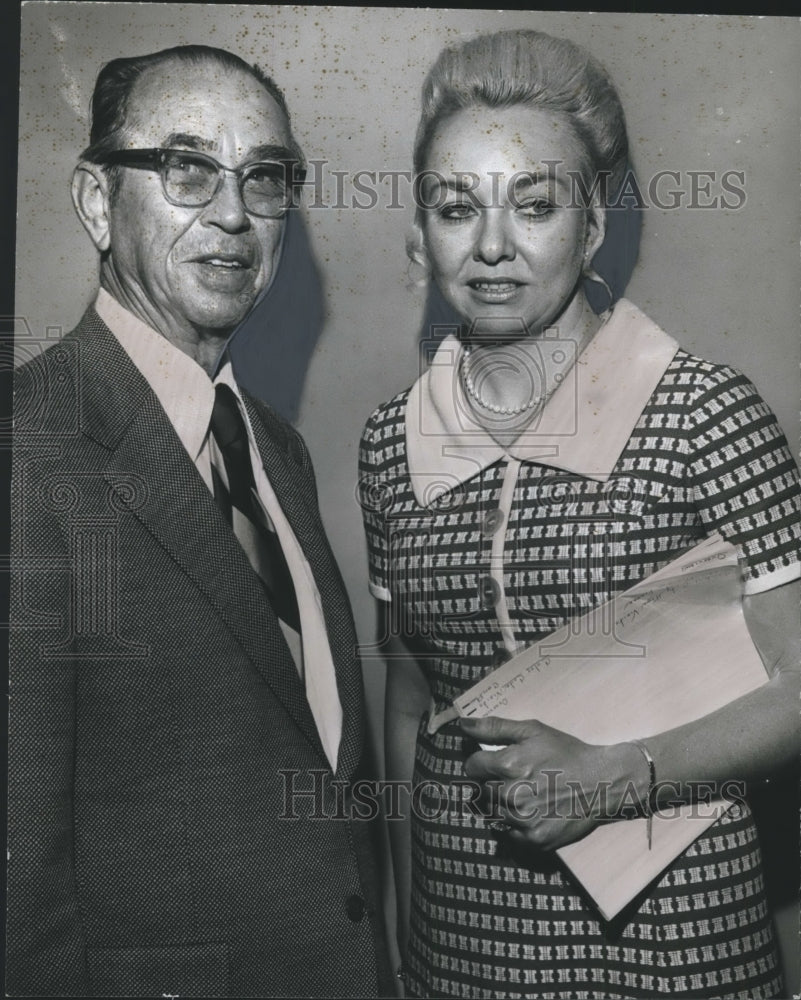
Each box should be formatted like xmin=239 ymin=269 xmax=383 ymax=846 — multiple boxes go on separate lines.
xmin=628 ymin=739 xmax=656 ymax=850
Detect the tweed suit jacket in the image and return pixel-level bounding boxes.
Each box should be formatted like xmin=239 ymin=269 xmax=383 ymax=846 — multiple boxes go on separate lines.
xmin=8 ymin=309 xmax=393 ymax=997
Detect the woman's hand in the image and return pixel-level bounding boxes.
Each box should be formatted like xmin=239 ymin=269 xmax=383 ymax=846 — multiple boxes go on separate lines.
xmin=460 ymin=716 xmax=645 ymax=851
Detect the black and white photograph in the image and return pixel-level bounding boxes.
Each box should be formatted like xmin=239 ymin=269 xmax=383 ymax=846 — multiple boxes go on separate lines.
xmin=7 ymin=4 xmax=800 ymax=997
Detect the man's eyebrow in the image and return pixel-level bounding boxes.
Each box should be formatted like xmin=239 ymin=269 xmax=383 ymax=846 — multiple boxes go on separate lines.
xmin=244 ymin=144 xmax=298 ymax=162
xmin=163 ymin=132 xmax=217 ymax=152
xmin=161 ymin=135 xmax=296 ymax=163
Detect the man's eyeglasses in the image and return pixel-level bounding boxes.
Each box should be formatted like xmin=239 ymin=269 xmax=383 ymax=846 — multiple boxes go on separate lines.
xmin=96 ymin=148 xmax=305 ymax=218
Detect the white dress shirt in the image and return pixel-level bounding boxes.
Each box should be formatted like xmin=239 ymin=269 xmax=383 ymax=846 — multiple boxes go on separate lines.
xmin=94 ymin=288 xmax=342 ymax=769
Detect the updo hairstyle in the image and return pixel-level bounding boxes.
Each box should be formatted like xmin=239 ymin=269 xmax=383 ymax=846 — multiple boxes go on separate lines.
xmin=408 ymin=29 xmax=629 ymax=271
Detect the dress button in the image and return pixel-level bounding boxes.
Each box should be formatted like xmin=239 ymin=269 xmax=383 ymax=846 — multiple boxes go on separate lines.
xmin=479 ymin=576 xmax=500 ymax=609
xmin=482 ymin=508 xmax=504 ymax=536
xmin=345 ymin=894 xmax=365 ymax=922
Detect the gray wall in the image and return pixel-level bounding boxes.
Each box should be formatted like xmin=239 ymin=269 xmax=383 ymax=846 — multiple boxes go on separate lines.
xmin=16 ymin=4 xmax=800 ymax=989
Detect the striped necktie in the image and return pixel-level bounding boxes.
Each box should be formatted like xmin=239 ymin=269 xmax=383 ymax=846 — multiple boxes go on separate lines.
xmin=209 ymin=383 xmax=301 ymax=633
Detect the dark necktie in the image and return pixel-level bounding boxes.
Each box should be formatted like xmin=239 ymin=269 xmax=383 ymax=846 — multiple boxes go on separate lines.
xmin=210 ymin=383 xmax=301 ymax=632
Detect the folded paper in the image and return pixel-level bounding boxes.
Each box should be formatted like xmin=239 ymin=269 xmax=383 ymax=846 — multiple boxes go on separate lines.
xmin=430 ymin=534 xmax=768 ymax=920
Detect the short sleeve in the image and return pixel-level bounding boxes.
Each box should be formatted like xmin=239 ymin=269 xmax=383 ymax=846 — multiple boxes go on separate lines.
xmin=686 ymin=366 xmax=801 ymax=594
xmin=358 ymin=408 xmax=393 ymax=602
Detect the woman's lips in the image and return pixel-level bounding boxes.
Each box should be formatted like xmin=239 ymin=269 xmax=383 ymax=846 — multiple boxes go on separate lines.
xmin=466 ymin=278 xmax=523 ymax=302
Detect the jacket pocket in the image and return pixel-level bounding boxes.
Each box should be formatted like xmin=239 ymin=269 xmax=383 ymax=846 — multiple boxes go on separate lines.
xmin=87 ymin=940 xmax=228 ymax=997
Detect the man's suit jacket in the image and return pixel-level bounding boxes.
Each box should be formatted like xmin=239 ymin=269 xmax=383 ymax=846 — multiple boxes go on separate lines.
xmin=8 ymin=310 xmax=393 ymax=997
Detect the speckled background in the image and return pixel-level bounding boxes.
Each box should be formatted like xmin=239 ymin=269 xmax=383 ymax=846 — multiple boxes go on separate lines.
xmin=16 ymin=5 xmax=800 ymax=988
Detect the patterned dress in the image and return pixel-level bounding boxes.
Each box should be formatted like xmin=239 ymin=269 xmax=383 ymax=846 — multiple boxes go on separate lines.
xmin=359 ymin=302 xmax=800 ymax=999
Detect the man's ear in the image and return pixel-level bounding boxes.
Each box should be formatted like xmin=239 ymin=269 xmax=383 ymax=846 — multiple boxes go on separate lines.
xmin=71 ymin=162 xmax=112 ymax=252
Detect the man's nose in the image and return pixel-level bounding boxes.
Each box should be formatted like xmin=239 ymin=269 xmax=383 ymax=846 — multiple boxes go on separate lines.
xmin=472 ymin=209 xmax=516 ymax=265
xmin=202 ymin=173 xmax=251 ymax=232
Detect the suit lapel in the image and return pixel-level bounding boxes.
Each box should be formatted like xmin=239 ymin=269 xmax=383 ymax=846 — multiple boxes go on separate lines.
xmin=243 ymin=394 xmax=366 ymax=779
xmin=73 ymin=312 xmax=325 ymax=759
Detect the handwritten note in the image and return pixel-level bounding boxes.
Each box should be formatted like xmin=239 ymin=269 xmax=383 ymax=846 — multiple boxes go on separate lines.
xmin=435 ymin=534 xmax=769 ymax=919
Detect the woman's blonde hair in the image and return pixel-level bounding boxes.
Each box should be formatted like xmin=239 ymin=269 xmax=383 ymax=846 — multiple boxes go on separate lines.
xmin=408 ymin=29 xmax=628 ymax=272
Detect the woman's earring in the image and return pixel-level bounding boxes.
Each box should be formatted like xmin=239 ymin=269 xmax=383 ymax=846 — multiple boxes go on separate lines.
xmin=405 ymin=231 xmax=432 ymax=290
xmin=405 ymin=255 xmax=431 ymax=290
xmin=582 ymin=265 xmax=614 ymax=318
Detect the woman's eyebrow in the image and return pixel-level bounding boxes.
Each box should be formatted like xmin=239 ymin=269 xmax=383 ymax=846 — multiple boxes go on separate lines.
xmin=432 ymin=174 xmax=479 ymax=193
xmin=511 ymin=168 xmax=558 ymax=190
xmin=433 ymin=167 xmax=558 ymax=190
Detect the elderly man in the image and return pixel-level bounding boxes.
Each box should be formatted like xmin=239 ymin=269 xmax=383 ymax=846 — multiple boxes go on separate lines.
xmin=8 ymin=45 xmax=392 ymax=997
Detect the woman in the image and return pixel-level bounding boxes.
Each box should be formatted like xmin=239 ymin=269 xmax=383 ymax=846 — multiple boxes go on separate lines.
xmin=358 ymin=29 xmax=800 ymax=1000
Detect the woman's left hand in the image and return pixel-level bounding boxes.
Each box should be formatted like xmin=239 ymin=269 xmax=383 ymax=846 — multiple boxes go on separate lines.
xmin=460 ymin=716 xmax=636 ymax=851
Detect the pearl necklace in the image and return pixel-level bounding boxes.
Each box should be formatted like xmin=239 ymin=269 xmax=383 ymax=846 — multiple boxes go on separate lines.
xmin=461 ymin=345 xmax=543 ymax=416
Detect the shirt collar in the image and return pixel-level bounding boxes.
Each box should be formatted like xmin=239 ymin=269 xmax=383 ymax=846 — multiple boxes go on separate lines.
xmin=406 ymin=298 xmax=679 ymax=506
xmin=94 ymin=287 xmax=215 ymax=462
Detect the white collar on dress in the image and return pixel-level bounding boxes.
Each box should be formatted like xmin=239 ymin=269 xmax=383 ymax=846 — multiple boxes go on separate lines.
xmin=406 ymin=298 xmax=679 ymax=506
